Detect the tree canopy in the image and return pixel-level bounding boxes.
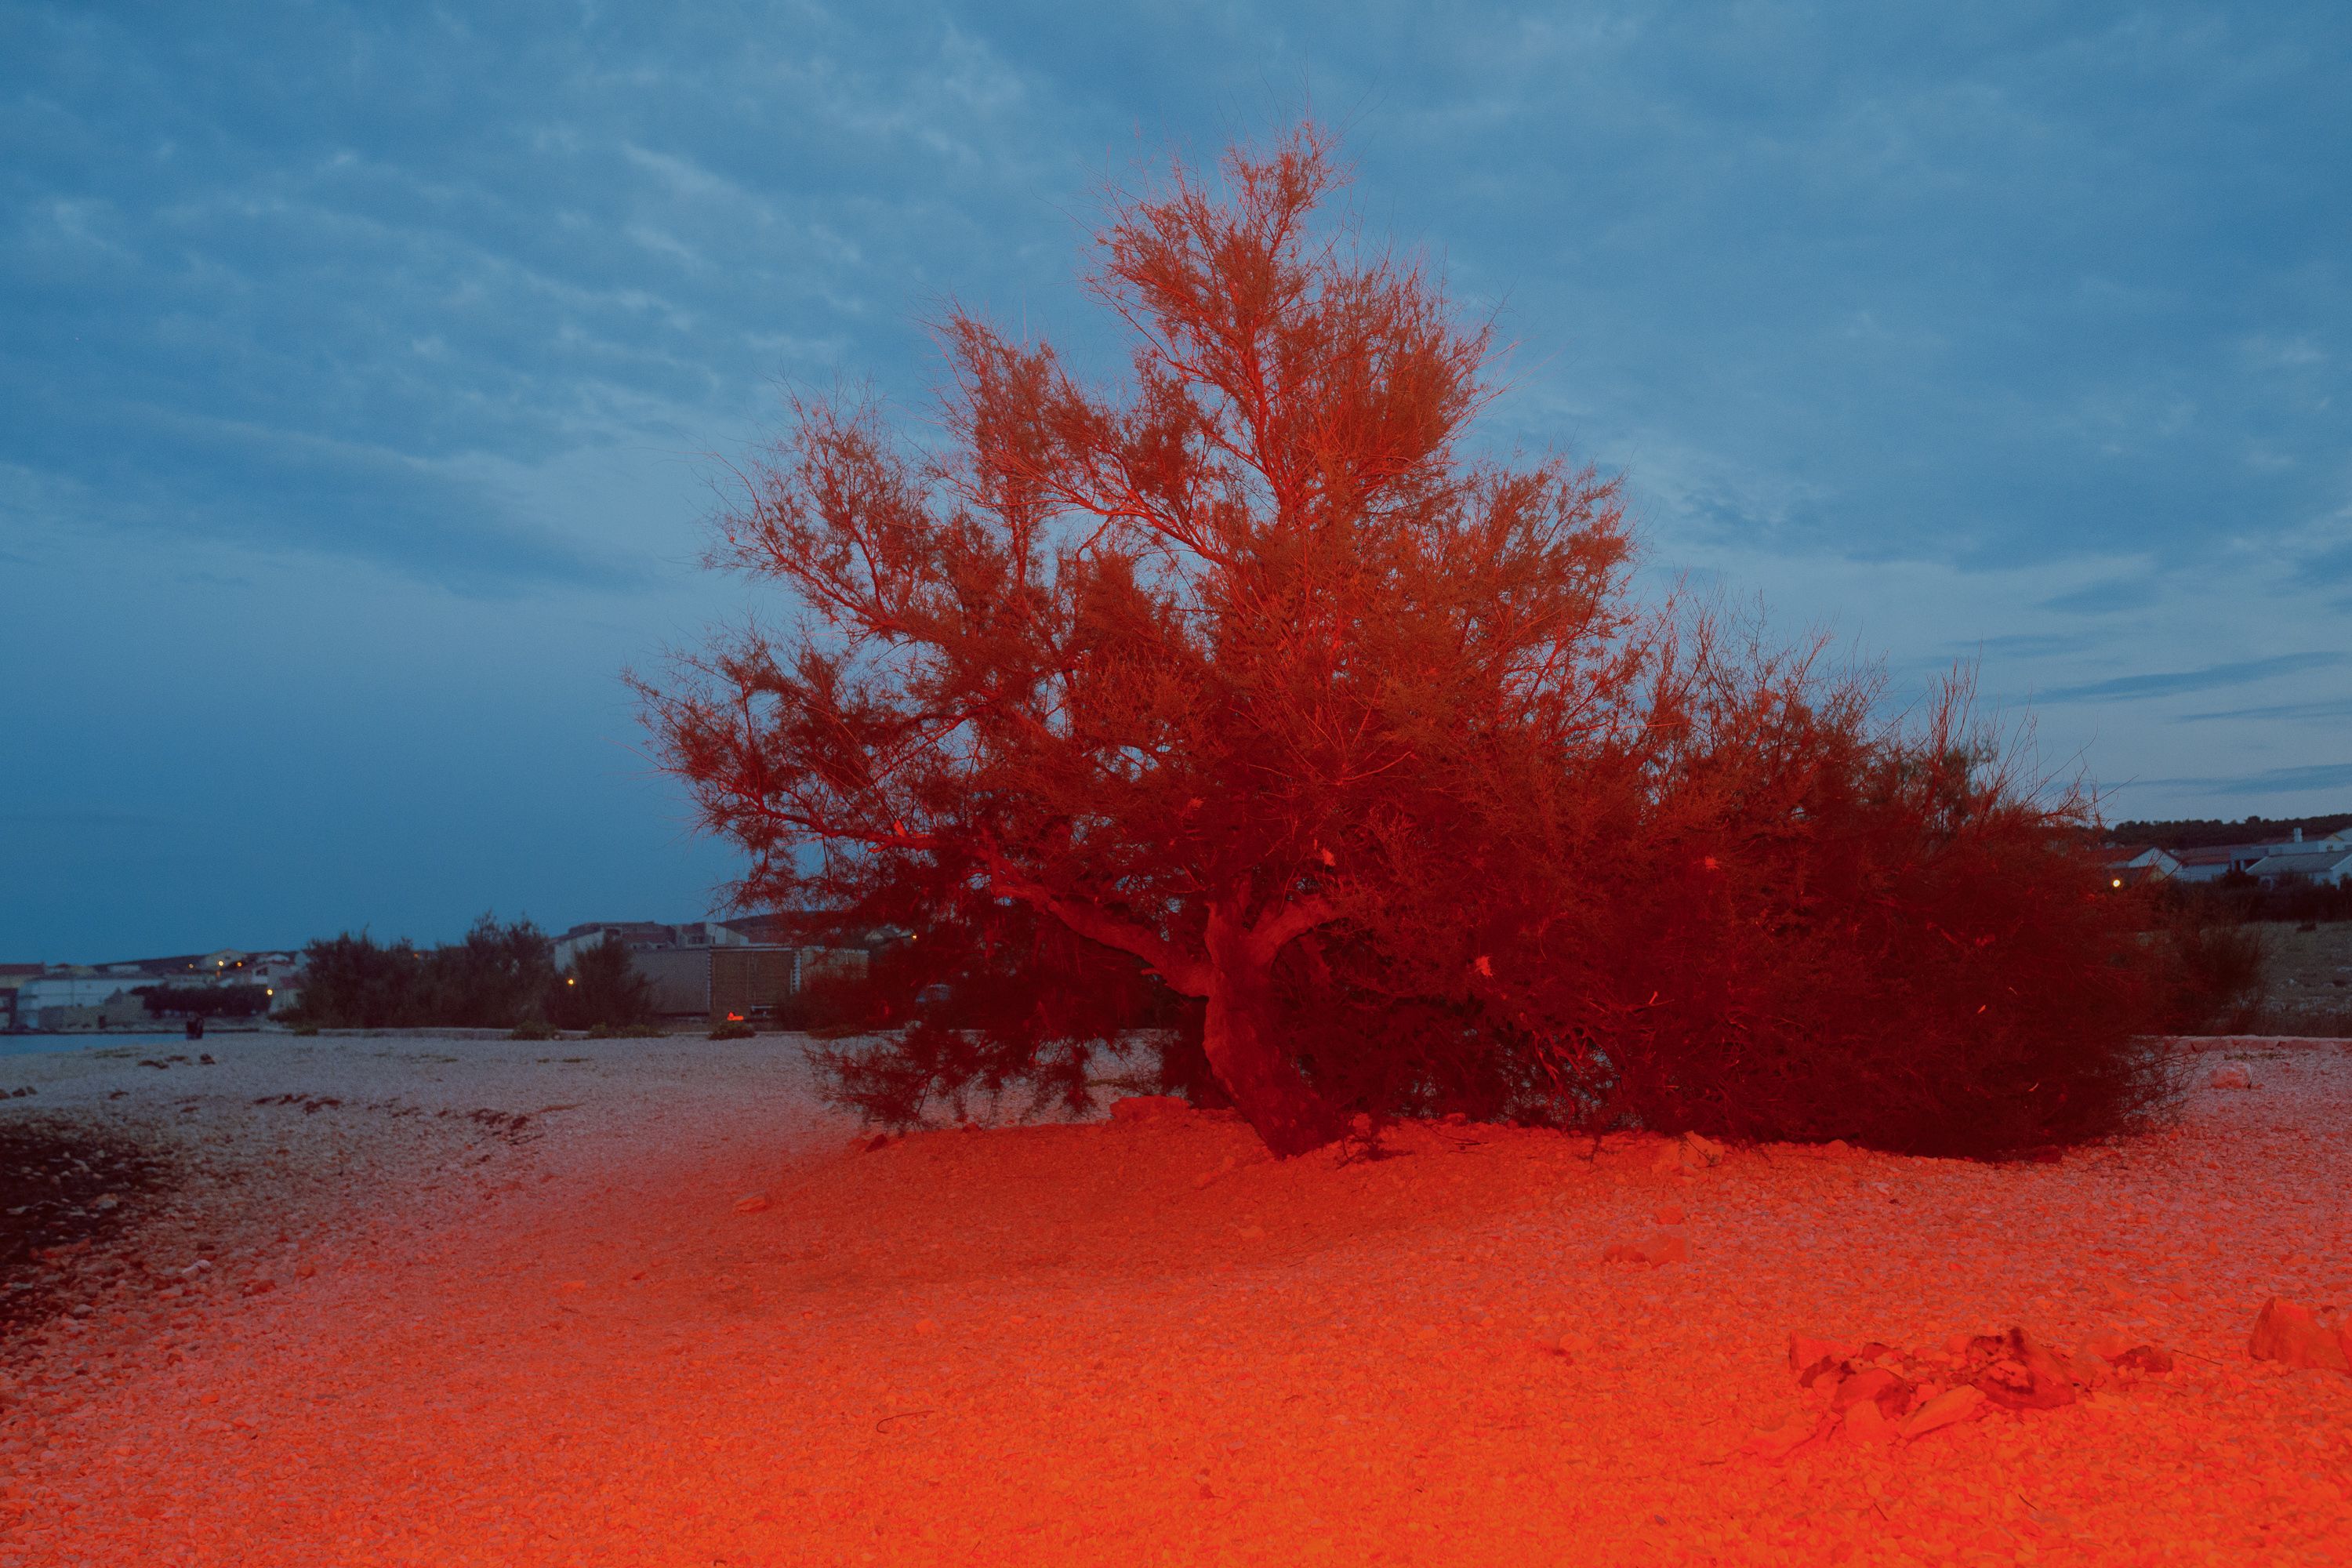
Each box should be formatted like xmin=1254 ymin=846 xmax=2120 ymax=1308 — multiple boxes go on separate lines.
xmin=644 ymin=125 xmax=2169 ymax=1160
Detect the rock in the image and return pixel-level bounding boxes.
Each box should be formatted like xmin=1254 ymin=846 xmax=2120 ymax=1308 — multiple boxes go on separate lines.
xmin=1831 ymin=1367 xmax=1909 ymax=1415
xmin=1602 ymin=1234 xmax=1686 ymax=1266
xmin=1682 ymin=1131 xmax=1724 ymax=1167
xmin=2209 ymin=1064 xmax=2254 ymax=1090
xmin=732 ymin=1193 xmax=771 ymax=1214
xmin=1899 ymin=1384 xmax=1987 ymax=1440
xmin=2111 ymin=1345 xmax=2173 ymax=1374
xmin=1741 ymin=1410 xmax=1832 ymax=1461
xmin=1111 ymin=1095 xmax=1192 ymax=1123
xmin=90 ymin=1194 xmax=121 ymax=1213
xmin=1653 ymin=1204 xmax=1686 ymax=1225
xmin=1842 ymin=1398 xmax=1896 ymax=1443
xmin=1968 ymin=1328 xmax=2076 ymax=1410
xmin=2248 ymin=1298 xmax=2350 ymax=1372
xmin=1788 ymin=1333 xmax=1849 ymax=1374
xmin=243 ymin=1278 xmax=276 ymax=1296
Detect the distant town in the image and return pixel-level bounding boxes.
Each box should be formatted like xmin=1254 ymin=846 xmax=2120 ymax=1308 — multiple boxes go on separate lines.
xmin=0 ymin=915 xmax=877 ymax=1034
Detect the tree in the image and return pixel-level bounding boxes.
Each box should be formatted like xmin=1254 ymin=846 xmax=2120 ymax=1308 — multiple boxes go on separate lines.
xmin=421 ymin=913 xmax=558 ymax=1029
xmin=640 ymin=127 xmax=1640 ymax=1156
xmin=552 ymin=933 xmax=655 ymax=1030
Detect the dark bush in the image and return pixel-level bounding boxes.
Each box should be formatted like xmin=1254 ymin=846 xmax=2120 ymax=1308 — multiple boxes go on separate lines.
xmin=2148 ymin=911 xmax=2270 ymax=1033
xmin=802 ymin=884 xmax=1185 ymax=1127
xmin=290 ymin=915 xmax=557 ymax=1029
xmin=550 ymin=933 xmax=654 ymax=1030
xmin=142 ymin=984 xmax=271 ymax=1021
xmin=708 ymin=1019 xmax=756 ymax=1040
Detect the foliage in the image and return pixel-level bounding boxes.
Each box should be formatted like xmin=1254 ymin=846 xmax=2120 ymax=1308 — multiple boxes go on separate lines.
xmin=644 ymin=124 xmax=2169 ymax=1159
xmin=707 ymin=1019 xmax=756 ymax=1040
xmin=550 ymin=934 xmax=655 ymax=1031
xmin=286 ymin=932 xmax=432 ymax=1029
xmin=800 ymin=887 xmax=1188 ymax=1127
xmin=2147 ymin=909 xmax=2270 ymax=1033
xmin=141 ymin=984 xmax=271 ymax=1020
xmin=642 ymin=125 xmax=1635 ymax=1155
xmin=509 ymin=1019 xmax=558 ymax=1041
xmin=289 ymin=915 xmax=557 ymax=1029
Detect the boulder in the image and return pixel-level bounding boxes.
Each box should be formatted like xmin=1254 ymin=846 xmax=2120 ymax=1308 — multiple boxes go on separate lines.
xmin=2209 ymin=1064 xmax=2254 ymax=1091
xmin=1842 ymin=1399 xmax=1896 ymax=1443
xmin=1601 ymin=1234 xmax=1687 ymax=1267
xmin=1898 ymin=1385 xmax=1987 ymax=1441
xmin=732 ymin=1192 xmax=771 ymax=1214
xmin=2248 ymin=1298 xmax=2350 ymax=1372
xmin=1967 ymin=1328 xmax=2076 ymax=1410
xmin=1652 ymin=1204 xmax=1686 ymax=1225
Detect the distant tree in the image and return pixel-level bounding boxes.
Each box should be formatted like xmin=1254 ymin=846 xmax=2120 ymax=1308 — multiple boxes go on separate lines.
xmin=420 ymin=913 xmax=558 ymax=1029
xmin=141 ymin=984 xmax=271 ymax=1021
xmin=640 ymin=127 xmax=1637 ymax=1156
xmin=287 ymin=932 xmax=426 ymax=1029
xmin=551 ymin=933 xmax=654 ymax=1030
xmin=289 ymin=916 xmax=558 ymax=1029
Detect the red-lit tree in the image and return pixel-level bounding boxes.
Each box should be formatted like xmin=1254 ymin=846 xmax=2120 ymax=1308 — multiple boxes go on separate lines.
xmin=639 ymin=127 xmax=1638 ymax=1156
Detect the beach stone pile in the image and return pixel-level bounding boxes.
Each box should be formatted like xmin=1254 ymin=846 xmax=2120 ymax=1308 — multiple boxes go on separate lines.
xmin=1744 ymin=1324 xmax=2176 ymax=1461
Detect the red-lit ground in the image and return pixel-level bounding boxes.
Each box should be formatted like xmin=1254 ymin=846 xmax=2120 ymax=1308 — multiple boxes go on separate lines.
xmin=2 ymin=1036 xmax=2347 ymax=1565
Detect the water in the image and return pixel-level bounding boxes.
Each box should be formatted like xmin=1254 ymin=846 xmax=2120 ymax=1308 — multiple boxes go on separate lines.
xmin=0 ymin=1031 xmax=260 ymax=1060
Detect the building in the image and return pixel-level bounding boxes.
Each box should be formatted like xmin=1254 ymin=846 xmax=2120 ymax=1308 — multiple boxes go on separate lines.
xmin=0 ymin=964 xmax=40 ymax=1030
xmin=2100 ymin=845 xmax=2180 ymax=887
xmin=2242 ymin=844 xmax=2352 ymax=888
xmin=551 ymin=920 xmax=748 ymax=969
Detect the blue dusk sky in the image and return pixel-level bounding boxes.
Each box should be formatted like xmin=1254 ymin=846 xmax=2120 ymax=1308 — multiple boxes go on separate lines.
xmin=4 ymin=2 xmax=2348 ymax=961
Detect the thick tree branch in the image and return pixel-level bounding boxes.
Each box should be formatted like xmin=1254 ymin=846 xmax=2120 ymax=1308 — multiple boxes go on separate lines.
xmin=977 ymin=847 xmax=1210 ymax=996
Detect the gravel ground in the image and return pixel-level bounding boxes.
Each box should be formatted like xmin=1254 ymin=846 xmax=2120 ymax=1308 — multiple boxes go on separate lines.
xmin=0 ymin=1033 xmax=2347 ymax=1566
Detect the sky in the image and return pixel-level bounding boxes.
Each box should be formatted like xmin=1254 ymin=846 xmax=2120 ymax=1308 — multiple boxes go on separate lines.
xmin=4 ymin=2 xmax=2348 ymax=961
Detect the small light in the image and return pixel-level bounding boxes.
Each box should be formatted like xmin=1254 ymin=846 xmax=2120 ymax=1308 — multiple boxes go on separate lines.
xmin=567 ymin=977 xmax=576 ymax=985
xmin=2111 ymin=878 xmax=2122 ymax=888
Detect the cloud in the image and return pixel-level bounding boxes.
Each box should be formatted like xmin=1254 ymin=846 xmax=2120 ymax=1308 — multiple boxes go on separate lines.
xmin=2177 ymin=696 xmax=2352 ymax=724
xmin=2035 ymin=652 xmax=2349 ymax=704
xmin=2037 ymin=578 xmax=2159 ymax=615
xmin=2122 ymin=762 xmax=2352 ymax=798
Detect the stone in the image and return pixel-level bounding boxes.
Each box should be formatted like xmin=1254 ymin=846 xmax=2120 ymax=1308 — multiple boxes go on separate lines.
xmin=1653 ymin=1204 xmax=1686 ymax=1225
xmin=1969 ymin=1329 xmax=2076 ymax=1410
xmin=2248 ymin=1298 xmax=2350 ymax=1372
xmin=1842 ymin=1399 xmax=1895 ymax=1443
xmin=1111 ymin=1095 xmax=1192 ymax=1123
xmin=1898 ymin=1384 xmax=1987 ymax=1441
xmin=1682 ymin=1131 xmax=1725 ymax=1167
xmin=1603 ymin=1234 xmax=1686 ymax=1266
xmin=732 ymin=1193 xmax=771 ymax=1214
xmin=1789 ymin=1333 xmax=1849 ymax=1374
xmin=1741 ymin=1410 xmax=1831 ymax=1461
xmin=1831 ymin=1367 xmax=1907 ymax=1414
xmin=2209 ymin=1064 xmax=2254 ymax=1090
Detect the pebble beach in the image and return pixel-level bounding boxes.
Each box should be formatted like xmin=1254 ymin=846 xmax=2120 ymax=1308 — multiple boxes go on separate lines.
xmin=2 ymin=1032 xmax=2347 ymax=1565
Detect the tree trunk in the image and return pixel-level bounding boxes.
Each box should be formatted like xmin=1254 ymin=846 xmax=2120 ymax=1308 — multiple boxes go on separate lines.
xmin=1200 ymin=906 xmax=1345 ymax=1157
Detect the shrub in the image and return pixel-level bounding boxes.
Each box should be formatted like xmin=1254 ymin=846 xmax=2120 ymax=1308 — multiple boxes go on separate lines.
xmin=708 ymin=1019 xmax=756 ymax=1040
xmin=509 ymin=1019 xmax=557 ymax=1041
xmin=551 ymin=934 xmax=655 ymax=1031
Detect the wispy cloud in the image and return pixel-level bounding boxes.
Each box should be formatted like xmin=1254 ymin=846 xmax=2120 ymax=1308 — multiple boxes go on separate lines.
xmin=2037 ymin=652 xmax=2349 ymax=704
xmin=2178 ymin=697 xmax=2352 ymax=724
xmin=2121 ymin=762 xmax=2352 ymax=798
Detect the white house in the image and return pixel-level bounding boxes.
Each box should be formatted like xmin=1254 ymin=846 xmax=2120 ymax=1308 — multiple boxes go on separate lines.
xmin=2243 ymin=845 xmax=2352 ymax=887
